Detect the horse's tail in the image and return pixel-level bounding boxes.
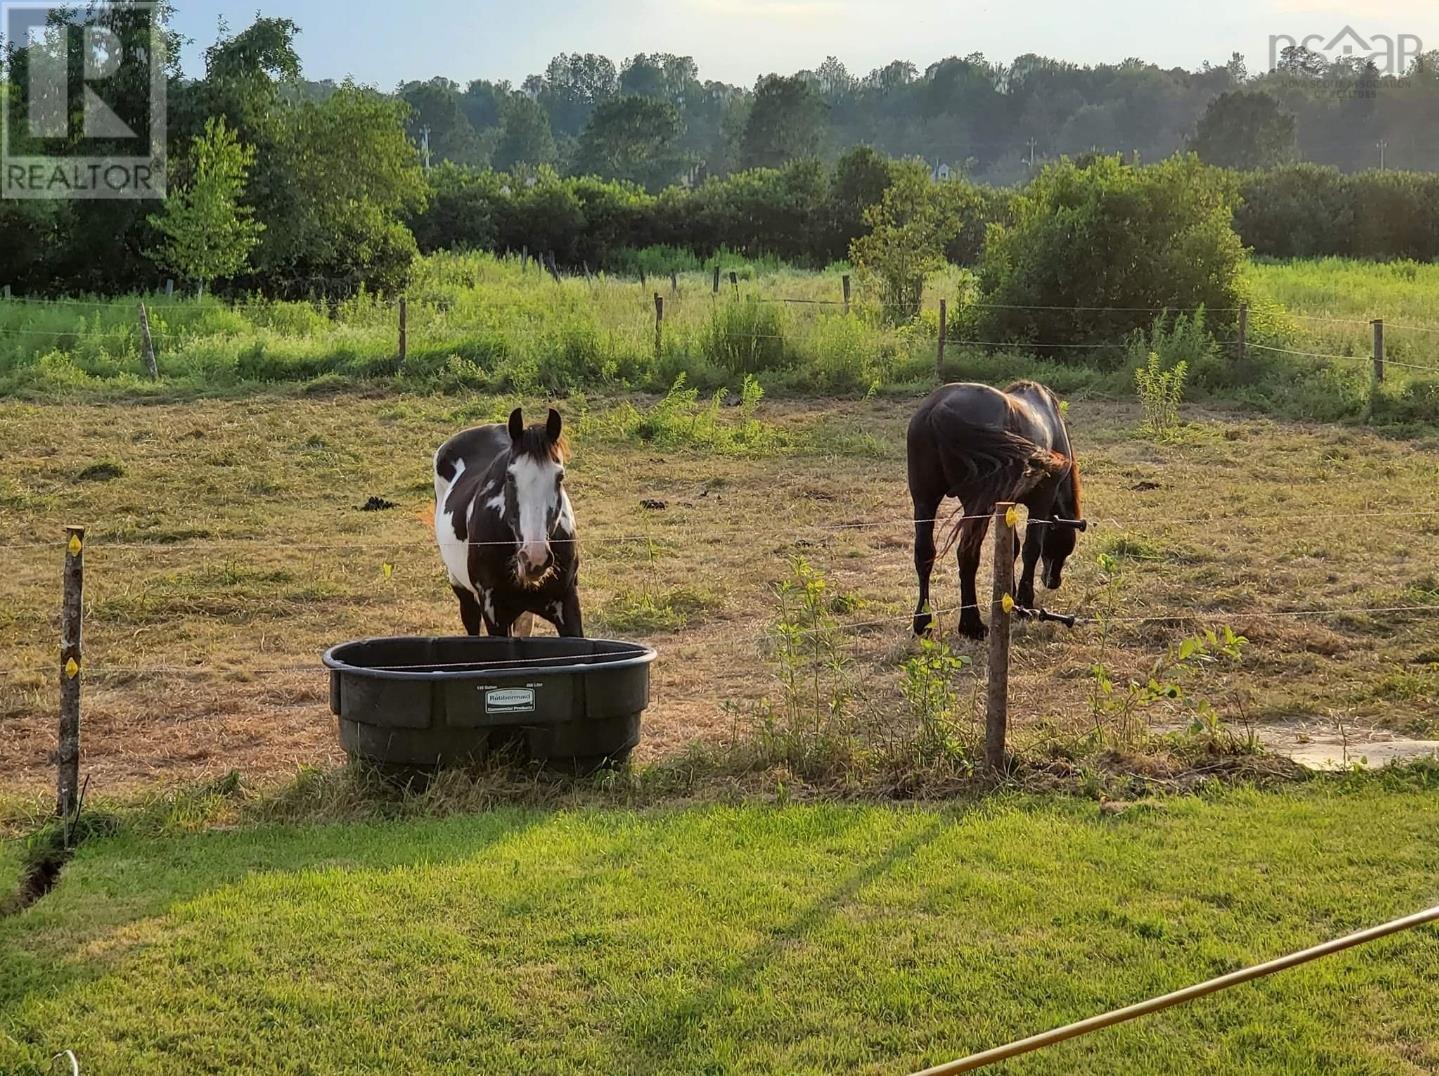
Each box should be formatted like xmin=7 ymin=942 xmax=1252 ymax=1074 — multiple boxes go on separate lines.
xmin=928 ymin=423 xmax=1070 ymax=558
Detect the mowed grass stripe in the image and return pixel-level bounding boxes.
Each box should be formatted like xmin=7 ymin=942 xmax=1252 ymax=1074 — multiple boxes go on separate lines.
xmin=3 ymin=788 xmax=1438 ymax=1074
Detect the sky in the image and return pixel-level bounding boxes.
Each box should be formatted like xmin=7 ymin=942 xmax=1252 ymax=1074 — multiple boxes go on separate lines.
xmin=168 ymin=0 xmax=1439 ymax=88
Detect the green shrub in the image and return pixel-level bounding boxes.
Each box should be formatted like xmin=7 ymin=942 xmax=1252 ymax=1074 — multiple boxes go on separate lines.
xmin=850 ymin=164 xmax=955 ymax=323
xmin=977 ymin=155 xmax=1245 ymax=350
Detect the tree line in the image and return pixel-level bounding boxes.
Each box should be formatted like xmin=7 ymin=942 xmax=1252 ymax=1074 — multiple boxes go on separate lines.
xmin=2 ymin=6 xmax=1438 ymax=301
xmin=404 ymin=46 xmax=1439 ymax=187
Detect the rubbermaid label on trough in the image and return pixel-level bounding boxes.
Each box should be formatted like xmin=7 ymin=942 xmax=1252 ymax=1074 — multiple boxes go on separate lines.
xmin=484 ymin=687 xmax=537 ymax=714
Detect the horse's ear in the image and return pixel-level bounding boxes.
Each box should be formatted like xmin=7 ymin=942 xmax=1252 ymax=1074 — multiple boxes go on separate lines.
xmin=546 ymin=408 xmax=562 ymax=442
xmin=508 ymin=408 xmax=524 ymax=442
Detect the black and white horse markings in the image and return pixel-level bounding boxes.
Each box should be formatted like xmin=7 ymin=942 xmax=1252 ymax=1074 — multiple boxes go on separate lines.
xmin=434 ymin=408 xmax=583 ymax=637
xmin=907 ymin=380 xmax=1083 ymax=640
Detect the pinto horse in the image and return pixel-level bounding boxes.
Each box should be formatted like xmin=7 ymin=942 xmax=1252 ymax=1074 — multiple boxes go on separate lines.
xmin=434 ymin=408 xmax=583 ymax=637
xmin=907 ymin=380 xmax=1083 ymax=640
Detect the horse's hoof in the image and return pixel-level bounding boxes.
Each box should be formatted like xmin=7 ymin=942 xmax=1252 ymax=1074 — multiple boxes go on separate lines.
xmin=958 ymin=619 xmax=988 ymax=641
xmin=913 ymin=615 xmax=933 ymax=637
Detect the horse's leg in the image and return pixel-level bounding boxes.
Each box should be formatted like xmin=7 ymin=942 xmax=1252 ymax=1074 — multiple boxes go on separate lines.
xmin=452 ymin=585 xmax=483 ymax=636
xmin=480 ymin=589 xmax=510 ymax=637
xmin=554 ymin=589 xmax=584 ymax=638
xmin=911 ymin=492 xmax=943 ymax=636
xmin=1016 ymin=523 xmax=1043 ymax=609
xmin=956 ymin=512 xmax=992 ymax=641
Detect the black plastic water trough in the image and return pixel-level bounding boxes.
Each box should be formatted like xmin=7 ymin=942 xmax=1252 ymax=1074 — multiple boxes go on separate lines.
xmin=323 ymin=636 xmax=656 ymax=772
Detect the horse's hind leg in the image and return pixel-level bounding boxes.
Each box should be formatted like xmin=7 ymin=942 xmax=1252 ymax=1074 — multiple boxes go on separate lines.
xmin=452 ymin=585 xmax=483 ymax=636
xmin=911 ymin=492 xmax=942 ymax=635
xmin=956 ymin=513 xmax=992 ymax=641
xmin=1016 ymin=522 xmax=1043 ymax=609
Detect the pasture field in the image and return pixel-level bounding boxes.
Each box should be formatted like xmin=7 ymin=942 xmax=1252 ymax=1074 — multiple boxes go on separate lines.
xmin=2 ymin=388 xmax=1438 ymax=797
xmin=4 ymin=787 xmax=1439 ymax=1073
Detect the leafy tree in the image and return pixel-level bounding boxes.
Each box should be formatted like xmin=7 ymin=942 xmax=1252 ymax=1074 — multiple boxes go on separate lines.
xmin=493 ymin=94 xmax=557 ymax=170
xmin=574 ymin=96 xmax=689 ymax=191
xmin=849 ymin=164 xmax=955 ymax=321
xmin=460 ymin=79 xmax=509 ymax=131
xmin=740 ymin=75 xmax=827 ymax=168
xmin=530 ymin=53 xmax=617 ymax=136
xmin=400 ymin=77 xmax=486 ymax=166
xmin=1276 ymin=46 xmax=1327 ymax=78
xmin=147 ymin=118 xmax=263 ymax=295
xmin=619 ymin=54 xmax=699 ymax=106
xmin=1190 ymin=90 xmax=1297 ymax=169
xmin=260 ymin=84 xmax=428 ymax=294
xmin=827 ymin=145 xmax=895 ymax=256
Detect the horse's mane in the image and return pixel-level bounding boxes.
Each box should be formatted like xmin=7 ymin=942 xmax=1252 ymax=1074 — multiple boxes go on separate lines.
xmin=512 ymin=426 xmax=568 ymax=464
xmin=1007 ymin=379 xmax=1081 ymax=515
xmin=1066 ymin=457 xmax=1082 ymax=516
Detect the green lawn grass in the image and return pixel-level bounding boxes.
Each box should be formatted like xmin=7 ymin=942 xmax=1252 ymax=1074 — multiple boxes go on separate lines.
xmin=0 ymin=838 xmax=23 ymax=909
xmin=4 ymin=785 xmax=1438 ymax=1074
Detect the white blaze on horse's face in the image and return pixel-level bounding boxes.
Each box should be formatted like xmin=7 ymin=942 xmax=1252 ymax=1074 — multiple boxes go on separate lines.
xmin=508 ymin=454 xmax=564 ymax=583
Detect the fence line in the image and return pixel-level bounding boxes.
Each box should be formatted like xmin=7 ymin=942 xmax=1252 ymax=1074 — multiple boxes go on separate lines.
xmin=1248 ymin=340 xmax=1439 ymax=374
xmin=8 ymin=286 xmax=1439 ymax=333
xmin=4 ymin=506 xmax=1439 ymax=556
xmin=4 ymin=601 xmax=1438 ymax=685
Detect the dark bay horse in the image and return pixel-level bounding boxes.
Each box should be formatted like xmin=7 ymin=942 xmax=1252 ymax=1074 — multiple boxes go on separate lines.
xmin=907 ymin=380 xmax=1083 ymax=639
xmin=434 ymin=408 xmax=583 ymax=637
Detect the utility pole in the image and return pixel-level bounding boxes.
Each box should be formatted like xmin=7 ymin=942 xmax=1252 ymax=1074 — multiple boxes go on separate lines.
xmin=1377 ymin=139 xmax=1387 ymax=171
xmin=421 ymin=125 xmax=433 ymax=173
xmin=1026 ymin=137 xmax=1037 ymax=169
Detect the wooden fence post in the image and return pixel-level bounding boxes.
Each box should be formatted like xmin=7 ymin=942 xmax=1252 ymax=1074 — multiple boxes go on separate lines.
xmin=712 ymin=265 xmax=721 ymax=294
xmin=398 ymin=298 xmax=408 ymax=365
xmin=729 ymin=271 xmax=739 ymax=294
xmin=521 ymin=245 xmax=529 ymax=272
xmin=1 ymin=284 xmax=10 ymax=299
xmin=937 ymin=298 xmax=948 ymax=379
xmin=58 ymin=526 xmax=85 ymax=819
xmin=842 ymin=274 xmax=851 ymax=314
xmin=137 ymin=303 xmax=158 ymax=380
xmin=670 ymin=270 xmax=679 ymax=297
xmin=640 ymin=270 xmax=647 ymax=291
xmin=164 ymin=279 xmax=174 ymax=298
xmin=1236 ymin=303 xmax=1248 ymax=366
xmin=1372 ymin=318 xmax=1385 ymax=384
xmin=985 ymin=504 xmax=1016 ymax=774
xmin=653 ymin=292 xmax=664 ymax=357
